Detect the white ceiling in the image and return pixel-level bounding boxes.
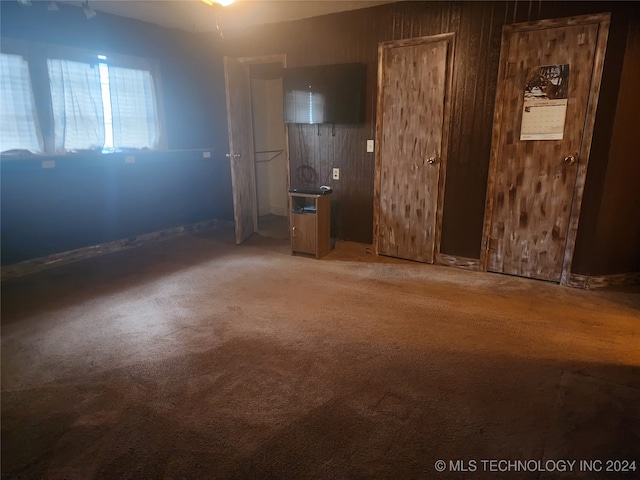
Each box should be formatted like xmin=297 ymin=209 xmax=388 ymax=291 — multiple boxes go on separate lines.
xmin=62 ymin=0 xmax=397 ymax=33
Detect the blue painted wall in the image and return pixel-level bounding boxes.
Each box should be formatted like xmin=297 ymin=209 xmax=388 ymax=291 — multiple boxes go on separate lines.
xmin=1 ymin=2 xmax=233 ymax=265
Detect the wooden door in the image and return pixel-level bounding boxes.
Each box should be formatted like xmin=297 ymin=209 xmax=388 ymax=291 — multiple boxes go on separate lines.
xmin=375 ymin=34 xmax=454 ymax=263
xmin=483 ymin=14 xmax=610 ymax=282
xmin=224 ymin=57 xmax=258 ymax=244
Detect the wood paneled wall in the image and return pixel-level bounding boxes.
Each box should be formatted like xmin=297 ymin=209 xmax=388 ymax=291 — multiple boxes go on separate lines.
xmin=219 ymin=1 xmax=635 ymax=272
xmin=573 ymin=3 xmax=640 ymax=275
xmin=223 ymin=1 xmax=500 ymax=248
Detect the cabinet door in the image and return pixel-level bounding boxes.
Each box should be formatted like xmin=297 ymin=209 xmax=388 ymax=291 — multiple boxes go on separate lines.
xmin=291 ymin=214 xmax=316 ymax=255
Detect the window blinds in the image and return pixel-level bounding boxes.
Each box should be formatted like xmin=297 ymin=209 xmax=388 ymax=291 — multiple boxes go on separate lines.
xmin=109 ymin=66 xmax=160 ymax=149
xmin=0 ymin=53 xmax=44 ymax=153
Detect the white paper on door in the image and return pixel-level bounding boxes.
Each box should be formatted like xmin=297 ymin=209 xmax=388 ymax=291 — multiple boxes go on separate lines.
xmin=520 ymin=64 xmax=570 ymax=141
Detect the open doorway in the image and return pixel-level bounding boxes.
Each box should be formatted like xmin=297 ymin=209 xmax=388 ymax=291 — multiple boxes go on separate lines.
xmin=249 ymin=62 xmax=289 ymax=240
xmin=224 ymin=54 xmax=290 ymax=244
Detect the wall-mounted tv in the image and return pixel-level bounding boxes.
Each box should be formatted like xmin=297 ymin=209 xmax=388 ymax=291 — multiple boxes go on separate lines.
xmin=283 ymin=63 xmax=366 ymax=125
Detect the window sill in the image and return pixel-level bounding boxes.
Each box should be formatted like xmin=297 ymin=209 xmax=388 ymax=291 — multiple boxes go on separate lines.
xmin=0 ymin=149 xmax=220 ymax=173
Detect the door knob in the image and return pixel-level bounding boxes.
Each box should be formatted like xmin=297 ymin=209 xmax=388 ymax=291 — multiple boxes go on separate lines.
xmin=426 ymin=156 xmax=438 ymax=165
xmin=564 ymin=154 xmax=576 ymax=166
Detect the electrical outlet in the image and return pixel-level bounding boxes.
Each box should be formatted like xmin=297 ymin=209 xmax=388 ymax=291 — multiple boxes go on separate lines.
xmin=203 ymin=151 xmax=211 ymax=158
xmin=125 ymin=155 xmax=135 ymax=164
xmin=332 ymin=168 xmax=340 ymax=180
xmin=42 ymin=160 xmax=55 ymax=169
xmin=366 ymin=139 xmax=374 ymax=152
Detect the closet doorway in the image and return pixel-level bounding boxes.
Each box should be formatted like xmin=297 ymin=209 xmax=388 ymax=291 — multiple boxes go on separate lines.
xmin=250 ymin=61 xmax=289 ymax=240
xmin=223 ymin=54 xmax=290 ymax=244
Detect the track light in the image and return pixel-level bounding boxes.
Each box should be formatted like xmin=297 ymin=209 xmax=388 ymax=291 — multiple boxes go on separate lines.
xmin=83 ymin=0 xmax=96 ymax=19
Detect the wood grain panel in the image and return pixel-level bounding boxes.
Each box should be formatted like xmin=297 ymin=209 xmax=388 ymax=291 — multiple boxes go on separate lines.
xmin=377 ymin=38 xmax=448 ymax=263
xmin=222 ymin=2 xmax=629 ymax=276
xmin=484 ymin=15 xmax=609 ymax=282
xmin=435 ymin=253 xmax=481 ymax=271
xmin=567 ymin=272 xmax=640 ymax=290
xmin=440 ymin=1 xmax=501 ymax=259
xmin=225 ymin=2 xmax=464 ymax=246
xmin=589 ymin=10 xmax=640 ymax=274
xmin=316 ymin=194 xmax=331 ymax=258
xmin=224 ymin=56 xmax=258 ymax=244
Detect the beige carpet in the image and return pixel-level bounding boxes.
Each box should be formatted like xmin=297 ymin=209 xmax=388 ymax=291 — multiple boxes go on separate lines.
xmin=2 ymin=226 xmax=639 ymax=479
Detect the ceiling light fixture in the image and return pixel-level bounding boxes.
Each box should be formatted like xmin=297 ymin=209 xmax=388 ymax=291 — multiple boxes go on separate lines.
xmin=82 ymin=0 xmax=96 ymax=19
xmin=200 ymin=0 xmax=234 ymax=39
xmin=201 ymin=0 xmax=236 ymax=7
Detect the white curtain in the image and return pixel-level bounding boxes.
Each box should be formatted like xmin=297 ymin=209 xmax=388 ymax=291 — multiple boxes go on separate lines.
xmin=109 ymin=66 xmax=159 ymax=149
xmin=47 ymin=58 xmax=104 ymax=153
xmin=0 ymin=53 xmax=44 ymax=153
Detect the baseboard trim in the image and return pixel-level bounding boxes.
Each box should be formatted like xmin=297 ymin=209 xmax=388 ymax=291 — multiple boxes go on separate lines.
xmin=435 ymin=253 xmax=481 ymax=271
xmin=1 ymin=219 xmax=232 ymax=281
xmin=566 ymin=272 xmax=640 ymax=290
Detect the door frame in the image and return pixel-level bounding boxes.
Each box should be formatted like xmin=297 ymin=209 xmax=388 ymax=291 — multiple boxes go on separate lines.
xmin=480 ymin=13 xmax=610 ymax=284
xmin=224 ymin=54 xmax=291 ymax=241
xmin=373 ymin=32 xmax=456 ymax=260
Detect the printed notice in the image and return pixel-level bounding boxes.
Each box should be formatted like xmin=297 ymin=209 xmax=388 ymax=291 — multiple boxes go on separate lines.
xmin=520 ymin=64 xmax=570 ymax=140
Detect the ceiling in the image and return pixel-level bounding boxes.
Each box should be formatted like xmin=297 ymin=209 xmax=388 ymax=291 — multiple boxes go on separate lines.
xmin=62 ymin=0 xmax=398 ymax=34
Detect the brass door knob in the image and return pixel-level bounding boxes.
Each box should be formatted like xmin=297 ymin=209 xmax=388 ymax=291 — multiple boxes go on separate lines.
xmin=426 ymin=156 xmax=438 ymax=165
xmin=564 ymin=155 xmax=576 ymax=166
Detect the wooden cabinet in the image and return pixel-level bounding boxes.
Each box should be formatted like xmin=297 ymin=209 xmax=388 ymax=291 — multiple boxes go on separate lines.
xmin=289 ymin=192 xmax=331 ymax=258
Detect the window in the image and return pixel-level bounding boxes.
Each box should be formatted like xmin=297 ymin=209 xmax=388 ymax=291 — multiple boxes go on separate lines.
xmin=48 ymin=58 xmax=105 ymax=152
xmin=0 ymin=42 xmax=163 ymax=155
xmin=97 ymin=57 xmax=114 ymax=150
xmin=108 ymin=64 xmax=160 ymax=150
xmin=0 ymin=53 xmax=44 ymax=153
xmin=48 ymin=56 xmax=161 ymax=153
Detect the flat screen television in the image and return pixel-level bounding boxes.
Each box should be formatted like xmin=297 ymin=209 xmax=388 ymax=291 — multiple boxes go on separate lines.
xmin=283 ymin=63 xmax=366 ymax=125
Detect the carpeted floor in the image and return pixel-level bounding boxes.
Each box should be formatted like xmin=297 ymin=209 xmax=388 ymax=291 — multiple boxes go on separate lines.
xmin=2 ymin=226 xmax=639 ymax=479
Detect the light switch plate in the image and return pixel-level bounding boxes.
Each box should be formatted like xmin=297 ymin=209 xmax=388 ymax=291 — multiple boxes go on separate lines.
xmin=332 ymin=168 xmax=340 ymax=180
xmin=366 ymin=139 xmax=374 ymax=152
xmin=125 ymin=156 xmax=135 ymax=163
xmin=203 ymin=151 xmax=211 ymax=158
